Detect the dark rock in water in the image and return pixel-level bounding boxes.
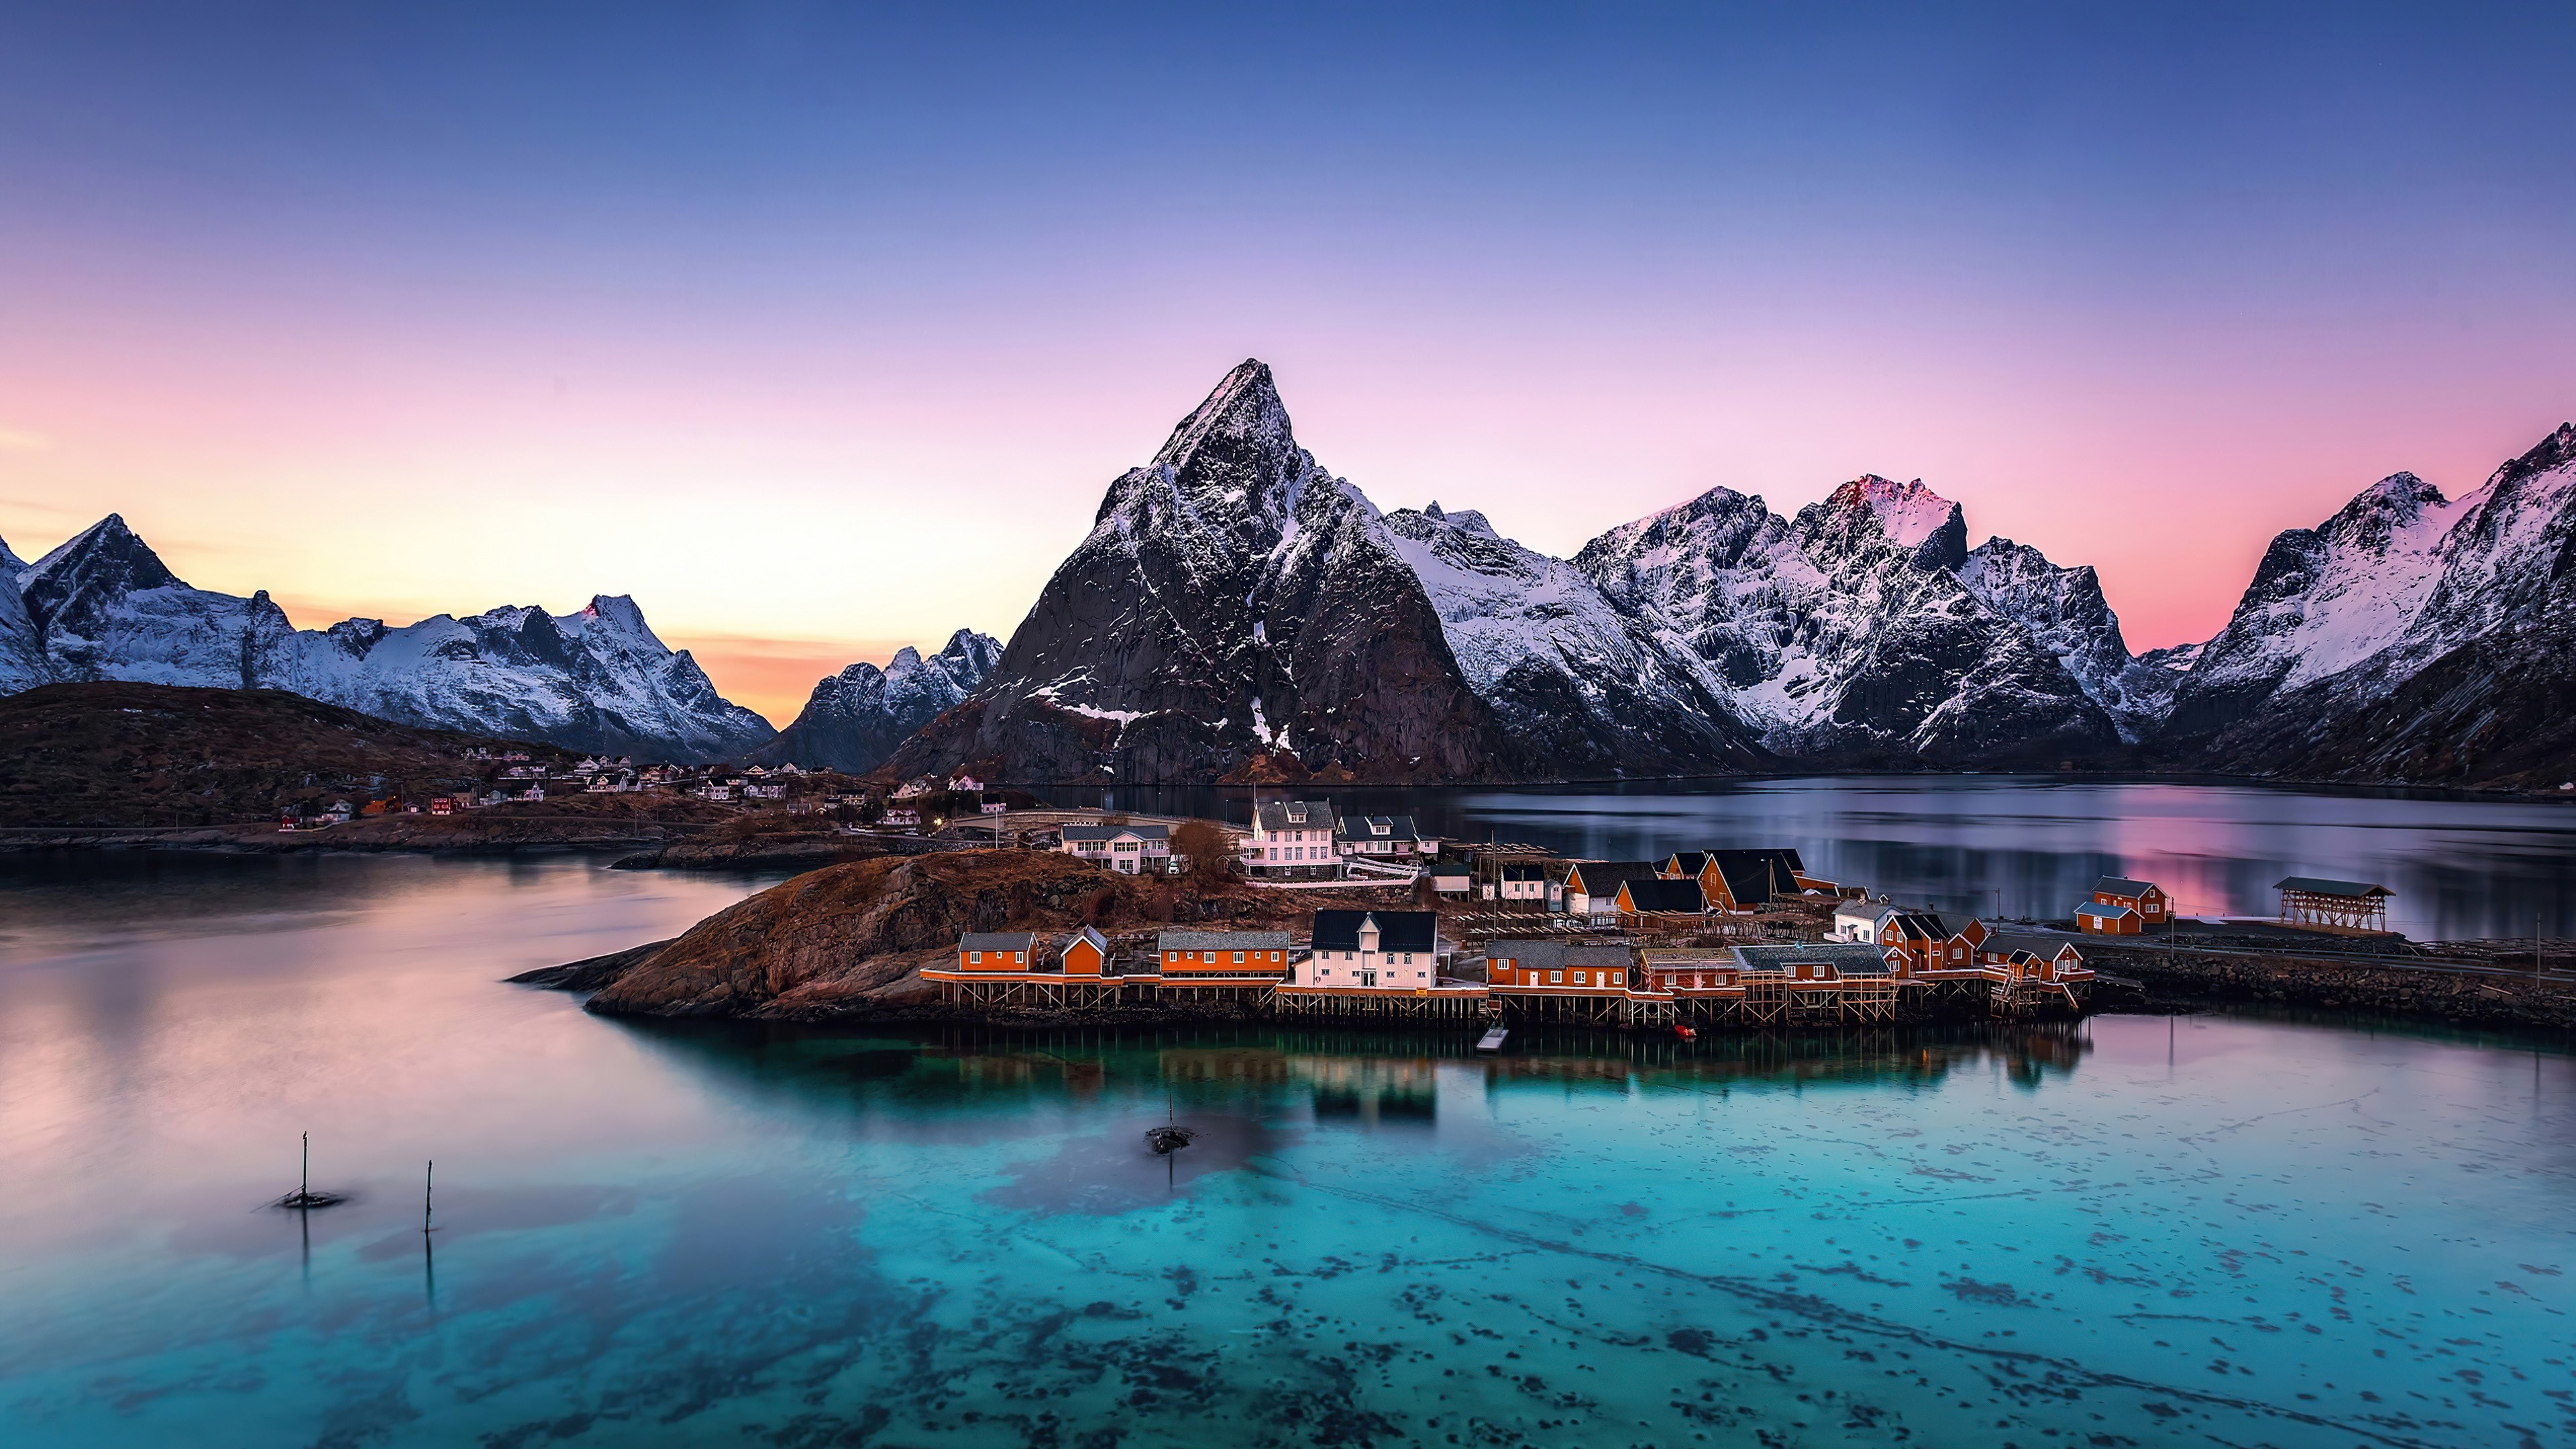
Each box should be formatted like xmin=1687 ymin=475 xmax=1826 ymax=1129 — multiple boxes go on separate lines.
xmin=508 ymin=939 xmax=675 ymax=992
xmin=1144 ymin=1125 xmax=1196 ymax=1155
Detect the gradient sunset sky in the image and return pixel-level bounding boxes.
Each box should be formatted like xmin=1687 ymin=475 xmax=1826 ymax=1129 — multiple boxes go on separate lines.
xmin=5 ymin=3 xmax=2573 ymax=722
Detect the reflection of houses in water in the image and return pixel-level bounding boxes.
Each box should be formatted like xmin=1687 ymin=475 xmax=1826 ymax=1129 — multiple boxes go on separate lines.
xmin=1475 ymin=1022 xmax=2094 ymax=1095
xmin=1290 ymin=1055 xmax=1440 ymax=1125
xmin=1156 ymin=1047 xmax=1294 ymax=1090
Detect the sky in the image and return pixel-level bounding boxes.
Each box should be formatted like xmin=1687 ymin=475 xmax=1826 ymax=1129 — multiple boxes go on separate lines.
xmin=3 ymin=3 xmax=2573 ymax=724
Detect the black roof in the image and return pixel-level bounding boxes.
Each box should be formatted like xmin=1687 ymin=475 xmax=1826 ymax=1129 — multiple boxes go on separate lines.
xmin=1310 ymin=909 xmax=1439 ymax=954
xmin=1882 ymin=911 xmax=1950 ymax=941
xmin=2092 ymin=876 xmax=2159 ymax=896
xmin=1703 ymin=849 xmax=1809 ymax=905
xmin=2274 ymin=877 xmax=2391 ymax=898
xmin=1984 ymin=930 xmax=2084 ymax=961
xmin=1566 ymin=860 xmax=1664 ymax=892
xmin=1619 ymin=878 xmax=1707 ymax=913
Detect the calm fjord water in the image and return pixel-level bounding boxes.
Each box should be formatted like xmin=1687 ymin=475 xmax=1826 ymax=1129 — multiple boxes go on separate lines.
xmin=1044 ymin=775 xmax=2576 ymax=941
xmin=0 ymin=782 xmax=2571 ymax=1448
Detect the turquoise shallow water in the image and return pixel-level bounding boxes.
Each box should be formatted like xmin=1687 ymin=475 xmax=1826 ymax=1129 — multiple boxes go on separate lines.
xmin=1 ymin=853 xmax=2572 ymax=1448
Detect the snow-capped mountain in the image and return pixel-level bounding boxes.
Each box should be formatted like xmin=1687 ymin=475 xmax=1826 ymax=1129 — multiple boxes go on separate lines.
xmin=6 ymin=515 xmax=775 ymax=761
xmin=891 ymin=360 xmax=1507 ymax=784
xmin=1574 ymin=478 xmax=2123 ymax=763
xmin=2162 ymin=423 xmax=2576 ymax=786
xmin=1380 ymin=502 xmax=1764 ymax=775
xmin=1955 ymin=537 xmax=2178 ymax=740
xmin=0 ymin=536 xmax=56 ymax=692
xmin=753 ymin=629 xmax=1002 ymax=773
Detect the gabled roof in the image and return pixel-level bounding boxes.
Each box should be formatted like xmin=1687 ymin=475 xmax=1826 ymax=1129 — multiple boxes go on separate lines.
xmin=1256 ymin=799 xmax=1338 ymax=832
xmin=1563 ymin=860 xmax=1664 ymax=893
xmin=2274 ymin=877 xmax=2391 ymax=898
xmin=959 ymin=932 xmax=1034 ymax=953
xmin=1881 ymin=910 xmax=1949 ymax=941
xmin=1488 ymin=939 xmax=1633 ymax=973
xmin=1501 ymin=863 xmax=1547 ymax=881
xmin=1666 ymin=851 xmax=1710 ymax=876
xmin=1336 ymin=814 xmax=1426 ymax=842
xmin=1983 ymin=930 xmax=2084 ymax=961
xmin=1688 ymin=849 xmax=1807 ymax=906
xmin=1159 ymin=930 xmax=1292 ymax=953
xmin=1617 ymin=878 xmax=1707 ymax=913
xmin=1731 ymin=943 xmax=1897 ymax=977
xmin=2093 ymin=876 xmax=2159 ymax=896
xmin=2074 ymin=901 xmax=2141 ymax=920
xmin=1061 ymin=926 xmax=1111 ymax=956
xmin=1311 ymin=909 xmax=1438 ymax=954
xmin=1487 ymin=938 xmax=1569 ymax=972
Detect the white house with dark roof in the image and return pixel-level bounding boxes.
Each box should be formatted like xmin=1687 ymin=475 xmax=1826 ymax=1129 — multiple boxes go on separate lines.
xmin=1293 ymin=910 xmax=1441 ymax=989
xmin=1334 ymin=814 xmax=1439 ymax=861
xmin=1246 ymin=799 xmax=1341 ymax=877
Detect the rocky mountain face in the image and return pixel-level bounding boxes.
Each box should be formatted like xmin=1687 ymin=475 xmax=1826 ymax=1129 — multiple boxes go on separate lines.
xmin=753 ymin=629 xmax=1002 ymax=772
xmin=1574 ymin=477 xmax=2124 ymax=764
xmin=0 ymin=538 xmax=55 ymax=693
xmin=2 ymin=516 xmax=775 ymax=761
xmin=1379 ymin=503 xmax=1766 ymax=775
xmin=891 ymin=361 xmax=1509 ymax=784
xmin=2163 ymin=423 xmax=2576 ymax=786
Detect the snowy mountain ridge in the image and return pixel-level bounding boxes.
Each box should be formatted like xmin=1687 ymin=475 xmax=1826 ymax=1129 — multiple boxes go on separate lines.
xmin=0 ymin=515 xmax=775 ymax=761
xmin=753 ymin=629 xmax=1004 ymax=773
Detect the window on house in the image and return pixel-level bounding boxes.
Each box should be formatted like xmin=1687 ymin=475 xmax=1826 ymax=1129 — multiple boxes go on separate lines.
xmin=1548 ymin=970 xmax=1562 ymax=983
xmin=1015 ymin=952 xmax=1026 ymax=963
xmin=1233 ymin=951 xmax=1245 ymax=963
xmin=969 ymin=951 xmax=980 ymax=963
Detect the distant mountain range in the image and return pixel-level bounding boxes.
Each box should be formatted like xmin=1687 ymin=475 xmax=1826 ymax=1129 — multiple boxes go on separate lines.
xmin=9 ymin=363 xmax=2569 ymax=788
xmin=0 ymin=517 xmax=991 ymax=767
xmin=894 ymin=360 xmax=2575 ymax=790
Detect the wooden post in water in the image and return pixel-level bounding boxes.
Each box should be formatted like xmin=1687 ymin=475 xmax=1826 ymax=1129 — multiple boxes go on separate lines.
xmin=424 ymin=1161 xmax=435 ymax=1234
xmin=301 ymin=1131 xmax=310 ymax=1201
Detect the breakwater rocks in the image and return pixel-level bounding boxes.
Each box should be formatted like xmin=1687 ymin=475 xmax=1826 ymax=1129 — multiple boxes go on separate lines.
xmin=2098 ymin=946 xmax=2576 ymax=1032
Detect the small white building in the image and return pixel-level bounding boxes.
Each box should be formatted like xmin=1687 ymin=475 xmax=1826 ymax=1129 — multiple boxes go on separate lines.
xmin=948 ymin=773 xmax=984 ymax=792
xmin=979 ymin=800 xmax=1009 ymax=815
xmin=1833 ymin=901 xmax=1897 ymax=943
xmin=1061 ymin=823 xmax=1171 ymax=874
xmin=881 ymin=806 xmax=921 ymax=826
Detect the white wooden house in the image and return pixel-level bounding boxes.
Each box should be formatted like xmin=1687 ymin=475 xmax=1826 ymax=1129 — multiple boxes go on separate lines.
xmin=1246 ymin=799 xmax=1340 ymax=877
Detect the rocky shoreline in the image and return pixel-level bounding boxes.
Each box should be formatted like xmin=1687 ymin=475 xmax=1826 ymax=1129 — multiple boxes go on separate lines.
xmin=2086 ymin=945 xmax=2576 ymax=1032
xmin=497 ymin=851 xmax=2574 ymax=1038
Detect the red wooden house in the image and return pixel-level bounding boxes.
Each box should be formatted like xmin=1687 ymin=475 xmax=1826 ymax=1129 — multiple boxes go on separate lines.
xmin=1157 ymin=930 xmax=1292 ymax=979
xmin=2088 ymin=876 xmax=2169 ymax=925
xmin=1486 ymin=940 xmax=1635 ymax=995
xmin=956 ymin=932 xmax=1034 ymax=971
xmin=1061 ymin=926 xmax=1111 ymax=977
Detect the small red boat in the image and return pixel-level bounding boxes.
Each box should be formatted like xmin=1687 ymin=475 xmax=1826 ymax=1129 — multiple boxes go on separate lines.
xmin=1672 ymin=1025 xmax=1697 ymax=1041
